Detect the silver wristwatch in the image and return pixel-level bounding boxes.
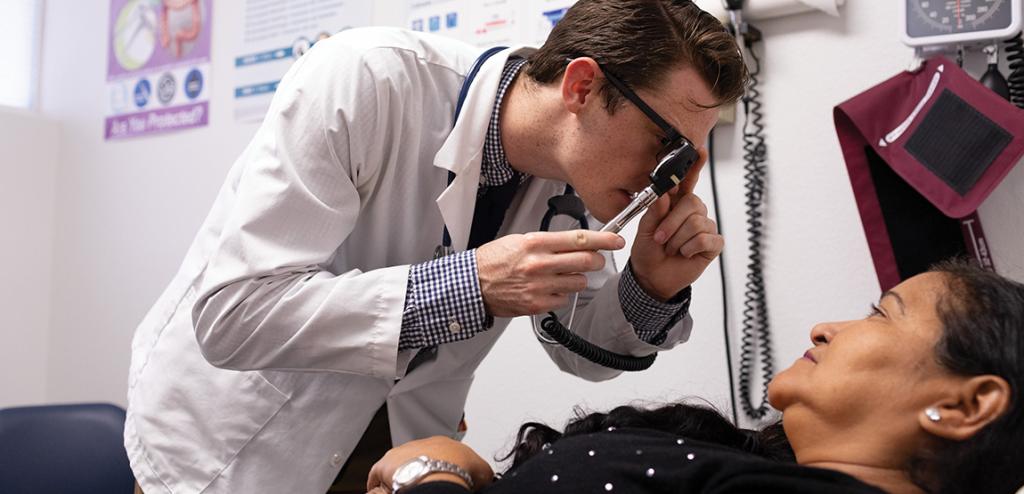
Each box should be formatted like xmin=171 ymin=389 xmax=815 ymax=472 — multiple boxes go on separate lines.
xmin=391 ymin=455 xmax=474 ymax=493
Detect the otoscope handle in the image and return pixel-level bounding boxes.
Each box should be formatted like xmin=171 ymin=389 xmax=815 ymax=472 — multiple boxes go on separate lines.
xmin=599 ymin=188 xmax=658 ymax=234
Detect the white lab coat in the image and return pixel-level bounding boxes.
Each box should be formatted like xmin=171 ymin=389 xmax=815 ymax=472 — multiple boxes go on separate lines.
xmin=124 ymin=27 xmax=693 ymax=494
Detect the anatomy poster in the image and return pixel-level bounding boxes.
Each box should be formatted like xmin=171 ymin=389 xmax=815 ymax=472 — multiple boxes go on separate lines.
xmin=106 ymin=0 xmax=212 ymax=140
xmin=232 ymin=0 xmax=372 ymax=122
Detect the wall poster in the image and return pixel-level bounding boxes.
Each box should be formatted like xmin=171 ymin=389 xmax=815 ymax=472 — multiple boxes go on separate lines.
xmin=106 ymin=0 xmax=212 ymax=140
xmin=232 ymin=0 xmax=373 ymax=122
xmin=407 ymin=0 xmax=576 ymax=48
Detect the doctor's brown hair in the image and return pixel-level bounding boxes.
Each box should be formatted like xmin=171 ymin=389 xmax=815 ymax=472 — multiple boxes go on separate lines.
xmin=526 ymin=0 xmax=747 ymax=111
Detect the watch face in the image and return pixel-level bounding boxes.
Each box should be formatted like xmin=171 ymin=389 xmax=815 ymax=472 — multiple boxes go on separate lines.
xmin=394 ymin=457 xmax=429 ymax=484
xmin=907 ymin=0 xmax=1013 ymax=37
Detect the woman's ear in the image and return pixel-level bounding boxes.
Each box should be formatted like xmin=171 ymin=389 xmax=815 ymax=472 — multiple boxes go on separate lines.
xmin=560 ymin=57 xmax=600 ymax=114
xmin=919 ymin=375 xmax=1011 ymax=441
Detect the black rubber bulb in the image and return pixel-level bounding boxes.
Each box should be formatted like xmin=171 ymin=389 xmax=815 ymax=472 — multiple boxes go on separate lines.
xmin=981 ymin=63 xmax=1012 ymax=101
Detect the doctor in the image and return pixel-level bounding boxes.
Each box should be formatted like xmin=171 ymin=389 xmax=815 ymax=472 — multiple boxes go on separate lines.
xmin=125 ymin=1 xmax=747 ymax=493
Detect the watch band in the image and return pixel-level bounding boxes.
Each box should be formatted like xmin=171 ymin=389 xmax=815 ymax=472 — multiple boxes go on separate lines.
xmin=392 ymin=456 xmax=474 ymax=493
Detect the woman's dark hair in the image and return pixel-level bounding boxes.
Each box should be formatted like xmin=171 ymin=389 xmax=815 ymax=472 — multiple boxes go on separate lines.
xmin=908 ymin=259 xmax=1024 ymax=494
xmin=502 ymin=260 xmax=1024 ymax=493
xmin=500 ymin=402 xmax=793 ymax=472
xmin=526 ymin=0 xmax=747 ymax=110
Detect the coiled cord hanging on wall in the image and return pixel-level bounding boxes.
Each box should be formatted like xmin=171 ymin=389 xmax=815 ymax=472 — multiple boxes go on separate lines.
xmin=738 ymin=37 xmax=775 ymax=420
xmin=1006 ymin=32 xmax=1024 ymax=109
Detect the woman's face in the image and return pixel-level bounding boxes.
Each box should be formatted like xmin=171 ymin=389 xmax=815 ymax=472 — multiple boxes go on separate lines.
xmin=767 ymin=272 xmax=954 ymax=454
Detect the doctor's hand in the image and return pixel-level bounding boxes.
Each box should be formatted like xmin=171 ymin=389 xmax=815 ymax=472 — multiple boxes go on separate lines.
xmin=476 ymin=230 xmax=625 ymax=317
xmin=630 ymin=162 xmax=723 ymax=301
xmin=366 ymin=436 xmax=493 ymax=493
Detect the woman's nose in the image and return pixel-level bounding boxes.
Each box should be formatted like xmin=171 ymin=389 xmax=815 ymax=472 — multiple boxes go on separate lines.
xmin=810 ymin=321 xmax=842 ymax=345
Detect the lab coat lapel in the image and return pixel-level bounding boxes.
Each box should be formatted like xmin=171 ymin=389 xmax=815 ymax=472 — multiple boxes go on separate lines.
xmin=433 ymin=48 xmax=513 ymax=251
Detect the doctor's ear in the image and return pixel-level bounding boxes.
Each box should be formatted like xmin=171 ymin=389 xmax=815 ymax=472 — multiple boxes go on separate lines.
xmin=561 ymin=57 xmax=601 ymax=113
xmin=919 ymin=375 xmax=1011 ymax=441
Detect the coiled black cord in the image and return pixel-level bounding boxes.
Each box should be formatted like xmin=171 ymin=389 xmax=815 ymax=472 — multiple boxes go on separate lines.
xmin=738 ymin=37 xmax=775 ymax=420
xmin=1006 ymin=32 xmax=1024 ymax=109
xmin=540 ymin=313 xmax=656 ymax=371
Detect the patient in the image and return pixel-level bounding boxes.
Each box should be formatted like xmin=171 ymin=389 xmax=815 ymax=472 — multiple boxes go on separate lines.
xmin=366 ymin=260 xmax=1024 ymax=493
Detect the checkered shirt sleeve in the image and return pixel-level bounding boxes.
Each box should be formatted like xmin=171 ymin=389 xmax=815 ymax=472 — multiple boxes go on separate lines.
xmin=619 ymin=263 xmax=692 ymax=344
xmin=398 ymin=250 xmax=491 ymax=350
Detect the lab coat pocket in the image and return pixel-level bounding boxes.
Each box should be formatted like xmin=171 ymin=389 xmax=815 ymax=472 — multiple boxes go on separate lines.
xmin=131 ymin=307 xmax=290 ymax=493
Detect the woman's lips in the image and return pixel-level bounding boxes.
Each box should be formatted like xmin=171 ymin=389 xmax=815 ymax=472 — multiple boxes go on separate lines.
xmin=802 ymin=350 xmax=817 ymax=363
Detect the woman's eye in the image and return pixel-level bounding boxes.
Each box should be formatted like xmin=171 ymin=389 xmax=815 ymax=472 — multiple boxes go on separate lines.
xmin=867 ymin=303 xmax=883 ymax=318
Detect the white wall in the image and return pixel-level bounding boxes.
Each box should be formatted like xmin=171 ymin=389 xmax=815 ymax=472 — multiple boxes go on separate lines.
xmin=27 ymin=0 xmax=1024 ymax=469
xmin=0 ymin=106 xmax=58 ymax=408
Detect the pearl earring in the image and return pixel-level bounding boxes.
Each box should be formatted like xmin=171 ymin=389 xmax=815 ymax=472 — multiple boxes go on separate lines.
xmin=925 ymin=407 xmax=941 ymax=422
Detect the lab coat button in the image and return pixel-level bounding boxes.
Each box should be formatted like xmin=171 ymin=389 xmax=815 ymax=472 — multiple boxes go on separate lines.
xmin=448 ymin=320 xmax=462 ymax=333
xmin=330 ymin=452 xmax=343 ymax=467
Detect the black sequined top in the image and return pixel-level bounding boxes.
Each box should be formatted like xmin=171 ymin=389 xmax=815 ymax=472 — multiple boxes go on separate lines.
xmin=404 ymin=428 xmax=887 ymax=493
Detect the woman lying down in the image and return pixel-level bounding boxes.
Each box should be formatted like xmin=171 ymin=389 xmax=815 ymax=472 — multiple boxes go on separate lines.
xmin=366 ymin=260 xmax=1024 ymax=494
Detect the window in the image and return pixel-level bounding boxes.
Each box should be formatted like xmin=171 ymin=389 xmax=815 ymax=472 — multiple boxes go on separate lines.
xmin=0 ymin=0 xmax=43 ymax=109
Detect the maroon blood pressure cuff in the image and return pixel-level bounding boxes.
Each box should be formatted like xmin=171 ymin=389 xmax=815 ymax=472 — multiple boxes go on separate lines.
xmin=834 ymin=56 xmax=1024 ymax=291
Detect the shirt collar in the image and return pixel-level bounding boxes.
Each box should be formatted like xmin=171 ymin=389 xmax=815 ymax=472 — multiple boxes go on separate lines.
xmin=480 ymin=57 xmax=529 ymax=187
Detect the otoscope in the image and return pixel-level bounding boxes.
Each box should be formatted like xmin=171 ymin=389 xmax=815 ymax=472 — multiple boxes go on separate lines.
xmin=537 ymin=139 xmax=701 ymax=371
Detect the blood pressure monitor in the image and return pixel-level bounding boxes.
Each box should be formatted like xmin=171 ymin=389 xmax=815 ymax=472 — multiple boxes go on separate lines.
xmin=901 ymin=0 xmax=1023 ymax=47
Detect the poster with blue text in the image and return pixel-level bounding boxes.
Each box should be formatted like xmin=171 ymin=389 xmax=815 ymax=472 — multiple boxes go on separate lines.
xmin=232 ymin=0 xmax=372 ymax=122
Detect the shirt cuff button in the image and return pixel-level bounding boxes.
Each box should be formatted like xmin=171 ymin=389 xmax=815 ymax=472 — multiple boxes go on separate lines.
xmin=448 ymin=319 xmax=462 ymax=333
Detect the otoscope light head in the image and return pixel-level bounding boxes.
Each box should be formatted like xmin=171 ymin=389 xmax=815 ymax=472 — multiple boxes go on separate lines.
xmin=649 ymin=140 xmax=700 ymax=196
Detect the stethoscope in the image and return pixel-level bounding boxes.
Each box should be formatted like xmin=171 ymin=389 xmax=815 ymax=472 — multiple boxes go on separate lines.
xmin=435 ymin=47 xmax=700 ymax=370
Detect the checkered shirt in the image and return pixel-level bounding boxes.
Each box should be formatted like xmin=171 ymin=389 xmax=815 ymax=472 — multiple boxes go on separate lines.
xmin=398 ymin=57 xmax=689 ymax=350
xmin=480 ymin=57 xmax=529 ymax=188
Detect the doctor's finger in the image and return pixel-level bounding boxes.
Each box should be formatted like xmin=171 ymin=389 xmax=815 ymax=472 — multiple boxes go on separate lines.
xmin=679 ymin=232 xmax=724 ymax=260
xmin=678 ymin=152 xmax=707 ymax=195
xmin=546 ymin=251 xmax=606 ymax=274
xmin=651 ymin=194 xmax=707 ymax=245
xmin=547 ymin=273 xmax=589 ymax=294
xmin=665 ymin=214 xmax=717 ymax=256
xmin=529 ymin=230 xmax=624 ymax=253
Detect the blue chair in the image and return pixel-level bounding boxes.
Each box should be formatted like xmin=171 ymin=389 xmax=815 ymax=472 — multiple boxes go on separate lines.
xmin=0 ymin=403 xmax=135 ymax=493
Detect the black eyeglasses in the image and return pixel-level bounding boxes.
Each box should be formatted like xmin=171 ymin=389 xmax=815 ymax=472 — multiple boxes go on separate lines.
xmin=568 ymin=56 xmax=691 ymax=149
